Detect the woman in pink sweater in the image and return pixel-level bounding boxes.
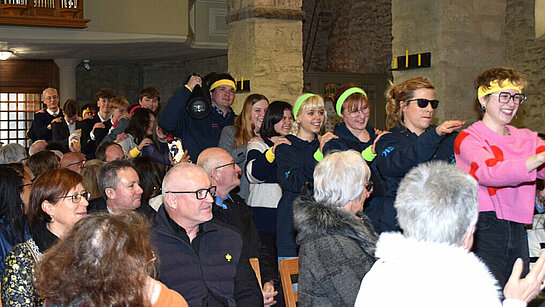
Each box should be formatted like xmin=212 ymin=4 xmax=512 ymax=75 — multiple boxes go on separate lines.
xmin=455 ymin=67 xmax=545 ymax=289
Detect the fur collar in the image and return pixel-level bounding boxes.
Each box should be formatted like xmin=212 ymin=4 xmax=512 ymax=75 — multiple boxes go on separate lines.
xmin=293 ymin=193 xmax=378 ymax=254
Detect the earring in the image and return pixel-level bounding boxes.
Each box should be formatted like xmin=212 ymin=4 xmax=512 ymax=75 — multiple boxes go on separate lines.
xmin=480 ymin=104 xmax=486 ymax=112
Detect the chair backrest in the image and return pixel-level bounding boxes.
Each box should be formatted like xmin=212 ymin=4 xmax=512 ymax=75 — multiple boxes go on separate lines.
xmin=279 ymin=257 xmax=298 ymax=307
xmin=249 ymin=257 xmax=263 ymax=291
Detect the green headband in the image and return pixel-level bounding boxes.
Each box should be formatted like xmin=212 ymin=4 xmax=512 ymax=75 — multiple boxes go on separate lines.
xmin=293 ymin=93 xmax=316 ymax=118
xmin=336 ymin=87 xmax=367 ymax=116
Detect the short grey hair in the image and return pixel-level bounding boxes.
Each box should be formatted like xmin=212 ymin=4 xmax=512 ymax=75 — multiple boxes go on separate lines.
xmin=98 ymin=159 xmax=135 ymax=199
xmin=162 ymin=162 xmax=205 ymax=200
xmin=0 ymin=143 xmax=26 ymax=163
xmin=395 ymin=161 xmax=479 ymax=246
xmin=313 ymin=150 xmax=370 ymax=207
xmin=42 ymin=87 xmax=58 ymax=100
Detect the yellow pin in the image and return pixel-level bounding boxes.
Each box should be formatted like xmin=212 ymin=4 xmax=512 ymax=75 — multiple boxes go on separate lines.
xmin=225 ymin=253 xmax=232 ymax=262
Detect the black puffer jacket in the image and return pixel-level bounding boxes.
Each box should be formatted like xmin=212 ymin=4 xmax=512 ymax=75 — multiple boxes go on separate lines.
xmin=293 ymin=192 xmax=378 ymax=307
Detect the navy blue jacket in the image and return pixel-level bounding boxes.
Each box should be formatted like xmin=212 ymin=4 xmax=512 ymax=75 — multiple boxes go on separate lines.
xmin=27 ymin=109 xmax=63 ymax=143
xmin=275 ymin=135 xmax=319 ymax=257
xmin=158 ymin=86 xmax=235 ymax=162
xmin=152 ymin=205 xmax=263 ymax=307
xmin=322 ymin=123 xmax=384 ymax=231
xmin=374 ymin=124 xmax=457 ymax=232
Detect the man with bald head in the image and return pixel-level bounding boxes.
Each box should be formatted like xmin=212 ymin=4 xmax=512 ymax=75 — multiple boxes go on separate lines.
xmin=152 ymin=162 xmax=263 ymax=307
xmin=27 ymin=88 xmax=64 ymax=143
xmin=60 ymin=152 xmax=86 ymax=173
xmin=198 ymin=147 xmax=278 ymax=306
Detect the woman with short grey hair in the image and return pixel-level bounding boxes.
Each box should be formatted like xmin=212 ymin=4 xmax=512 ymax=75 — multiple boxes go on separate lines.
xmin=293 ymin=150 xmax=377 ymax=306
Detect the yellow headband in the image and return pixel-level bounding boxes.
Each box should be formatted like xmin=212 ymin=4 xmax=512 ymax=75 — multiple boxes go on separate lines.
xmin=210 ymin=79 xmax=236 ymax=92
xmin=477 ymin=80 xmax=522 ymax=99
xmin=293 ymin=93 xmax=316 ymax=118
xmin=336 ymin=87 xmax=367 ymax=116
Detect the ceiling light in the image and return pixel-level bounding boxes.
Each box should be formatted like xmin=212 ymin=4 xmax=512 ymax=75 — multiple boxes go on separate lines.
xmin=0 ymin=50 xmax=14 ymax=60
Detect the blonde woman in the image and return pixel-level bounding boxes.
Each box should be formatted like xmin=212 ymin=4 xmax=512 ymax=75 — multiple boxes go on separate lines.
xmin=275 ymin=93 xmax=336 ymax=259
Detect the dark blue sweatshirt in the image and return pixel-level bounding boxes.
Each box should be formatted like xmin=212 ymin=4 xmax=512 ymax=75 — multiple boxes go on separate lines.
xmin=275 ymin=134 xmax=319 ymax=257
xmin=374 ymin=123 xmax=457 ymax=233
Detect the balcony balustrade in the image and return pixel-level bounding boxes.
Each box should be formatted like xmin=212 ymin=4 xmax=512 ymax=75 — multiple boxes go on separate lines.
xmin=0 ymin=0 xmax=89 ymax=28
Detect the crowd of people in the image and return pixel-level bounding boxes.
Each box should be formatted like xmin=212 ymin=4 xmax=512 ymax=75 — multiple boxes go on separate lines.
xmin=0 ymin=67 xmax=543 ymax=306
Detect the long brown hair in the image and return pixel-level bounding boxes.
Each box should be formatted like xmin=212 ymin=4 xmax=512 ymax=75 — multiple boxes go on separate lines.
xmin=385 ymin=77 xmax=434 ymax=129
xmin=234 ymin=94 xmax=269 ymax=147
xmin=35 ymin=212 xmax=154 ymax=306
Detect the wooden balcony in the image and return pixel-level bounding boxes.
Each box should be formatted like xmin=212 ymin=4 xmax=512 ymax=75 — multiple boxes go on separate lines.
xmin=0 ymin=0 xmax=89 ymax=28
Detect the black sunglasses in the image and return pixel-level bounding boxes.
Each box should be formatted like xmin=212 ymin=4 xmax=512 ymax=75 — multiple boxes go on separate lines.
xmin=407 ymin=98 xmax=439 ymax=109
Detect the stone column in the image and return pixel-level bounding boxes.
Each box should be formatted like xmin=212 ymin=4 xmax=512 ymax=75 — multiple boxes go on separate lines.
xmin=391 ymin=0 xmax=507 ymax=124
xmin=227 ymin=0 xmax=305 ymax=112
xmin=54 ymin=59 xmax=79 ymax=101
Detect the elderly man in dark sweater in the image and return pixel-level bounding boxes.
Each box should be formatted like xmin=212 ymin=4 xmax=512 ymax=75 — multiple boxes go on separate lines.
xmin=198 ymin=147 xmax=279 ymax=306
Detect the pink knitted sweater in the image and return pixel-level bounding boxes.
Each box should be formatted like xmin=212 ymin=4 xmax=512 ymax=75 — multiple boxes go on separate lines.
xmin=454 ymin=121 xmax=545 ymax=224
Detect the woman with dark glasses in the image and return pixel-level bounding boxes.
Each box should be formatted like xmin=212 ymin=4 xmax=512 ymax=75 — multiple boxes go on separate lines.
xmin=455 ymin=67 xmax=545 ymax=290
xmin=374 ymin=76 xmax=464 ymax=233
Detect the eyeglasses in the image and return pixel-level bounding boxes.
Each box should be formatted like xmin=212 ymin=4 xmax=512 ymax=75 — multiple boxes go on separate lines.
xmin=214 ymin=161 xmax=236 ymax=170
xmin=57 ymin=192 xmax=91 ymax=204
xmin=166 ymin=186 xmax=217 ymax=200
xmin=365 ymin=180 xmax=374 ymax=193
xmin=66 ymin=160 xmax=86 ymax=168
xmin=407 ymin=98 xmax=439 ymax=109
xmin=488 ymin=92 xmax=526 ymax=105
xmin=346 ymin=106 xmax=370 ymax=117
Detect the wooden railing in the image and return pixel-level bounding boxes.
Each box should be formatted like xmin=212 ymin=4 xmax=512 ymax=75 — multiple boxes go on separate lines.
xmin=0 ymin=0 xmax=89 ymax=28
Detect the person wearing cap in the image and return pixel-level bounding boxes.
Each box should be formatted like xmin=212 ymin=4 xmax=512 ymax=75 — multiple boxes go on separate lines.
xmin=159 ymin=73 xmax=236 ymax=161
xmin=274 ymin=93 xmax=337 ymax=259
xmin=322 ymin=85 xmax=388 ymax=231
xmin=455 ymin=67 xmax=545 ymax=289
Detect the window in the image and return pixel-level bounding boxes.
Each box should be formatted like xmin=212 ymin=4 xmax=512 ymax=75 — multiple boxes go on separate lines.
xmin=0 ymin=92 xmax=42 ymax=148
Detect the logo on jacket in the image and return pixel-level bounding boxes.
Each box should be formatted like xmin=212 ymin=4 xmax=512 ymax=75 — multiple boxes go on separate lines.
xmin=381 ymin=146 xmax=394 ymax=157
xmin=225 ymin=253 xmax=232 ymax=262
xmin=285 ymin=170 xmax=291 ymax=178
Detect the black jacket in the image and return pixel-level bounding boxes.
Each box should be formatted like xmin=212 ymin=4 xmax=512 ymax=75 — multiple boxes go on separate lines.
xmin=212 ymin=192 xmax=277 ymax=286
xmin=80 ymin=115 xmax=112 ymax=159
xmin=27 ymin=109 xmax=63 ymax=143
xmin=294 ymin=192 xmax=377 ymax=306
xmin=51 ymin=120 xmax=83 ymax=153
xmin=152 ymin=205 xmax=263 ymax=307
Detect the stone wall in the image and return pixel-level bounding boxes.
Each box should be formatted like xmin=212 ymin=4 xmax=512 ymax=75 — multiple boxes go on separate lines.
xmin=75 ymin=56 xmax=228 ymax=114
xmin=302 ymin=0 xmax=392 ymax=74
xmin=227 ymin=0 xmax=304 ymax=112
xmin=505 ymin=0 xmax=545 ymax=133
xmin=392 ymin=0 xmax=507 ymax=125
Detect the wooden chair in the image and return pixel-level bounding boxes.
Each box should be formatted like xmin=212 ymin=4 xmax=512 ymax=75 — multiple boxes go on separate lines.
xmin=249 ymin=257 xmax=263 ymax=291
xmin=279 ymin=257 xmax=298 ymax=307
